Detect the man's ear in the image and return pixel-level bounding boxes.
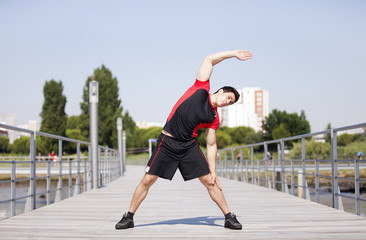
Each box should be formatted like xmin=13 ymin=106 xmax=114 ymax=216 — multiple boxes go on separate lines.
xmin=218 ymin=89 xmax=224 ymax=94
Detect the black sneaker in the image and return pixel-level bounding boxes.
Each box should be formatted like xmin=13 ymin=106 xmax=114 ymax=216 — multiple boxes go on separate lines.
xmin=115 ymin=213 xmax=134 ymax=229
xmin=224 ymin=213 xmax=242 ymax=230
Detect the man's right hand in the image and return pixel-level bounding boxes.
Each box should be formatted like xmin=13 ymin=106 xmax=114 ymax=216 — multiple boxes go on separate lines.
xmin=234 ymin=50 xmax=253 ymax=61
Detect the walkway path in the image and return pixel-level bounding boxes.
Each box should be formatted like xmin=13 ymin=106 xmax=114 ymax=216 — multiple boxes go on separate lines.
xmin=1 ymin=165 xmax=366 ymax=239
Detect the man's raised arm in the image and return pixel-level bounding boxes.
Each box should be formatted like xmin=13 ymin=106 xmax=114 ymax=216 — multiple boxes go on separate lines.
xmin=196 ymin=50 xmax=253 ymax=82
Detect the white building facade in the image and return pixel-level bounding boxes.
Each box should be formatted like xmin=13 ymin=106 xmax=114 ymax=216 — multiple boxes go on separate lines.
xmin=219 ymin=87 xmax=269 ymax=132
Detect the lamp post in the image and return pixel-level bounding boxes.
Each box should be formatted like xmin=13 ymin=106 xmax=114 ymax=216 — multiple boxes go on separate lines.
xmin=89 ymin=81 xmax=99 ymax=189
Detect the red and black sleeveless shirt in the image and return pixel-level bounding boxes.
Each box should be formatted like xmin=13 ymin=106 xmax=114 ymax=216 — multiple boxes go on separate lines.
xmin=163 ymin=79 xmax=219 ymax=141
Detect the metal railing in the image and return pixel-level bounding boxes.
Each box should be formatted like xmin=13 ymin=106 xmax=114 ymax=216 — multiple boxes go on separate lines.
xmin=217 ymin=122 xmax=366 ymax=217
xmin=0 ymin=123 xmax=122 ymax=220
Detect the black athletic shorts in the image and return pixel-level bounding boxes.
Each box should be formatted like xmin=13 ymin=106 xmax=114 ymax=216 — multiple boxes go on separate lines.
xmin=145 ymin=133 xmax=210 ymax=181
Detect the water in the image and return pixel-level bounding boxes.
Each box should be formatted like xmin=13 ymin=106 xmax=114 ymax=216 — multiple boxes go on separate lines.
xmin=309 ymin=191 xmax=366 ymax=217
xmin=0 ymin=180 xmax=81 ymax=220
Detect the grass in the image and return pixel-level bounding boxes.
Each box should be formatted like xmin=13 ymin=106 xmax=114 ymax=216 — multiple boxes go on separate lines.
xmin=126 ymin=153 xmax=149 ymax=166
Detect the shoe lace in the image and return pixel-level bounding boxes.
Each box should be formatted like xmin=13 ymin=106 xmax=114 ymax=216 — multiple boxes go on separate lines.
xmin=229 ymin=213 xmax=239 ymax=223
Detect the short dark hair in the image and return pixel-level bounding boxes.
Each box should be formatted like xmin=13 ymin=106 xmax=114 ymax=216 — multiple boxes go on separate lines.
xmin=214 ymin=86 xmax=240 ymax=103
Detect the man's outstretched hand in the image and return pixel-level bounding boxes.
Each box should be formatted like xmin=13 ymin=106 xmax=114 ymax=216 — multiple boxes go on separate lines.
xmin=210 ymin=172 xmax=223 ymax=191
xmin=235 ymin=50 xmax=253 ymax=61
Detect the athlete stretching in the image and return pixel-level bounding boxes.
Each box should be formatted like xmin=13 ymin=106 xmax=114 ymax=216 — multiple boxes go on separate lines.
xmin=116 ymin=50 xmax=253 ymax=230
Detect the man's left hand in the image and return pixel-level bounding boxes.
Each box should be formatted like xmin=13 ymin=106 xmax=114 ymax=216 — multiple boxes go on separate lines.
xmin=210 ymin=172 xmax=223 ymax=191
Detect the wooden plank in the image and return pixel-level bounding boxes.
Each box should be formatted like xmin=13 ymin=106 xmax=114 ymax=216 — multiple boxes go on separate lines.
xmin=0 ymin=165 xmax=366 ymax=239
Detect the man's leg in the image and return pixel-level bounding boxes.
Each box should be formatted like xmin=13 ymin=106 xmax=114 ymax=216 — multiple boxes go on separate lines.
xmin=116 ymin=173 xmax=158 ymax=229
xmin=199 ymin=174 xmax=242 ymax=230
xmin=199 ymin=174 xmax=229 ymax=214
xmin=129 ymin=173 xmax=159 ymax=213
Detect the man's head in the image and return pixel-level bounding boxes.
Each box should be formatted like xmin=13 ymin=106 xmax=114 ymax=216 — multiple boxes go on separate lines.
xmin=213 ymin=86 xmax=240 ymax=107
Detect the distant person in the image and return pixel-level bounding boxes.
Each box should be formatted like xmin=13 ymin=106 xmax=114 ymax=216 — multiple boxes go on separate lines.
xmin=115 ymin=50 xmax=253 ymax=231
xmin=236 ymin=152 xmax=241 ymax=165
xmin=49 ymin=151 xmax=55 ymax=162
xmin=357 ymin=151 xmax=363 ymax=160
xmin=267 ymin=152 xmax=273 ymax=166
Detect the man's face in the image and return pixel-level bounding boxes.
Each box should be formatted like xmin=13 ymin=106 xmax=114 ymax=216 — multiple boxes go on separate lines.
xmin=217 ymin=90 xmax=235 ymax=107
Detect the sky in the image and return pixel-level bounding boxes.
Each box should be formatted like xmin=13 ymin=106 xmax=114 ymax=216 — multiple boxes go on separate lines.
xmin=0 ymin=0 xmax=365 ymax=132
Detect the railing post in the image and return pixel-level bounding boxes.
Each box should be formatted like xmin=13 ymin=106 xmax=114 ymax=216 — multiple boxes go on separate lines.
xmin=315 ymin=160 xmax=320 ymax=203
xmin=84 ymin=150 xmax=88 ymax=192
xmin=331 ymin=129 xmax=338 ymax=209
xmin=240 ymin=148 xmax=244 ymax=182
xmin=231 ymin=148 xmax=235 ymax=180
xmin=280 ymin=140 xmax=285 ymax=193
xmin=251 ymin=146 xmax=254 ymax=184
xmin=88 ymin=144 xmax=92 ymax=190
xmin=117 ymin=118 xmax=123 ymax=177
xmin=58 ymin=139 xmax=63 ymax=201
xmin=301 ymin=137 xmax=306 ymax=199
xmin=68 ymin=157 xmax=72 ymax=197
xmin=355 ymin=158 xmax=360 ymax=215
xmin=291 ymin=157 xmax=295 ymax=195
xmin=11 ymin=160 xmax=16 ymax=216
xmin=76 ymin=141 xmax=81 ymax=194
xmin=98 ymin=146 xmax=102 ymax=187
xmin=245 ymin=149 xmax=249 ymax=183
xmin=225 ymin=151 xmax=228 ymax=178
xmin=272 ymin=144 xmax=276 ymax=190
xmin=122 ymin=130 xmax=126 ymax=174
xmin=29 ymin=131 xmax=36 ymax=210
xmin=264 ymin=143 xmax=268 ymax=188
xmin=257 ymin=147 xmax=260 ymax=186
xmin=46 ymin=153 xmax=51 ymax=205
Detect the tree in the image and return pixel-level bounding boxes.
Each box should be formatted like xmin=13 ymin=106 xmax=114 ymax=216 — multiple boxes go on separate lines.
xmin=123 ymin=111 xmax=137 ymax=148
xmin=228 ymin=126 xmax=255 ymax=145
xmin=272 ymin=123 xmax=291 ymax=139
xmin=262 ymin=109 xmax=310 ymax=141
xmin=39 ymin=80 xmax=67 ymax=154
xmin=80 ymin=65 xmax=125 ymax=148
xmin=325 ymin=123 xmax=332 ymax=143
xmin=337 ymin=133 xmax=354 ymax=146
xmin=0 ymin=136 xmax=10 ymax=153
xmin=216 ymin=130 xmax=232 ymax=149
xmin=11 ymin=137 xmax=30 ymax=154
xmin=244 ymin=132 xmax=263 ymax=144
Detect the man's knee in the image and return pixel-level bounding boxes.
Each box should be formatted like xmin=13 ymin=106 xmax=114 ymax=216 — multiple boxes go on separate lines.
xmin=199 ymin=174 xmax=213 ymax=188
xmin=140 ymin=173 xmax=158 ymax=188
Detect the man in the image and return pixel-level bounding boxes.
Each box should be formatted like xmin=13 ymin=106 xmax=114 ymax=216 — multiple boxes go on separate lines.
xmin=116 ymin=49 xmax=253 ymax=230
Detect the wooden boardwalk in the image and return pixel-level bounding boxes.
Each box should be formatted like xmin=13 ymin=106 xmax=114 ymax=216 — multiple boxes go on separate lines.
xmin=1 ymin=165 xmax=366 ymax=239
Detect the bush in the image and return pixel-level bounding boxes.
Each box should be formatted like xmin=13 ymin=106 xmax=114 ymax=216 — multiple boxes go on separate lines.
xmin=290 ymin=139 xmax=331 ymax=159
xmin=11 ymin=136 xmax=30 ymax=154
xmin=0 ymin=136 xmax=10 ymax=153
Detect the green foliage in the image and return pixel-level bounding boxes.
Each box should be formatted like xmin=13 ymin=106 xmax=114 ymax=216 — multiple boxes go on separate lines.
xmin=123 ymin=111 xmax=137 ymax=148
xmin=11 ymin=136 xmax=30 ymax=154
xmin=244 ymin=131 xmax=263 ymax=144
xmin=262 ymin=109 xmax=311 ymax=141
xmin=80 ymin=65 xmax=124 ymax=148
xmin=228 ymin=126 xmax=255 ymax=144
xmin=67 ymin=115 xmax=82 ymax=130
xmin=337 ymin=133 xmax=354 ymax=146
xmin=290 ymin=139 xmax=331 ymax=159
xmin=216 ymin=129 xmax=232 ymax=149
xmin=0 ymin=136 xmax=10 ymax=153
xmin=338 ymin=139 xmax=366 ymax=159
xmin=272 ymin=123 xmax=291 ymax=140
xmin=325 ymin=123 xmax=332 ymax=143
xmin=39 ymin=80 xmax=67 ymax=154
xmin=66 ymin=129 xmax=83 ymax=140
xmin=132 ymin=127 xmax=163 ymax=148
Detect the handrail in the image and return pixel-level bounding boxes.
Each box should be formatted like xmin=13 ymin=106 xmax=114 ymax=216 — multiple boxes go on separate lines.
xmin=217 ymin=122 xmax=366 ymax=217
xmin=0 ymin=123 xmax=123 ymax=220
